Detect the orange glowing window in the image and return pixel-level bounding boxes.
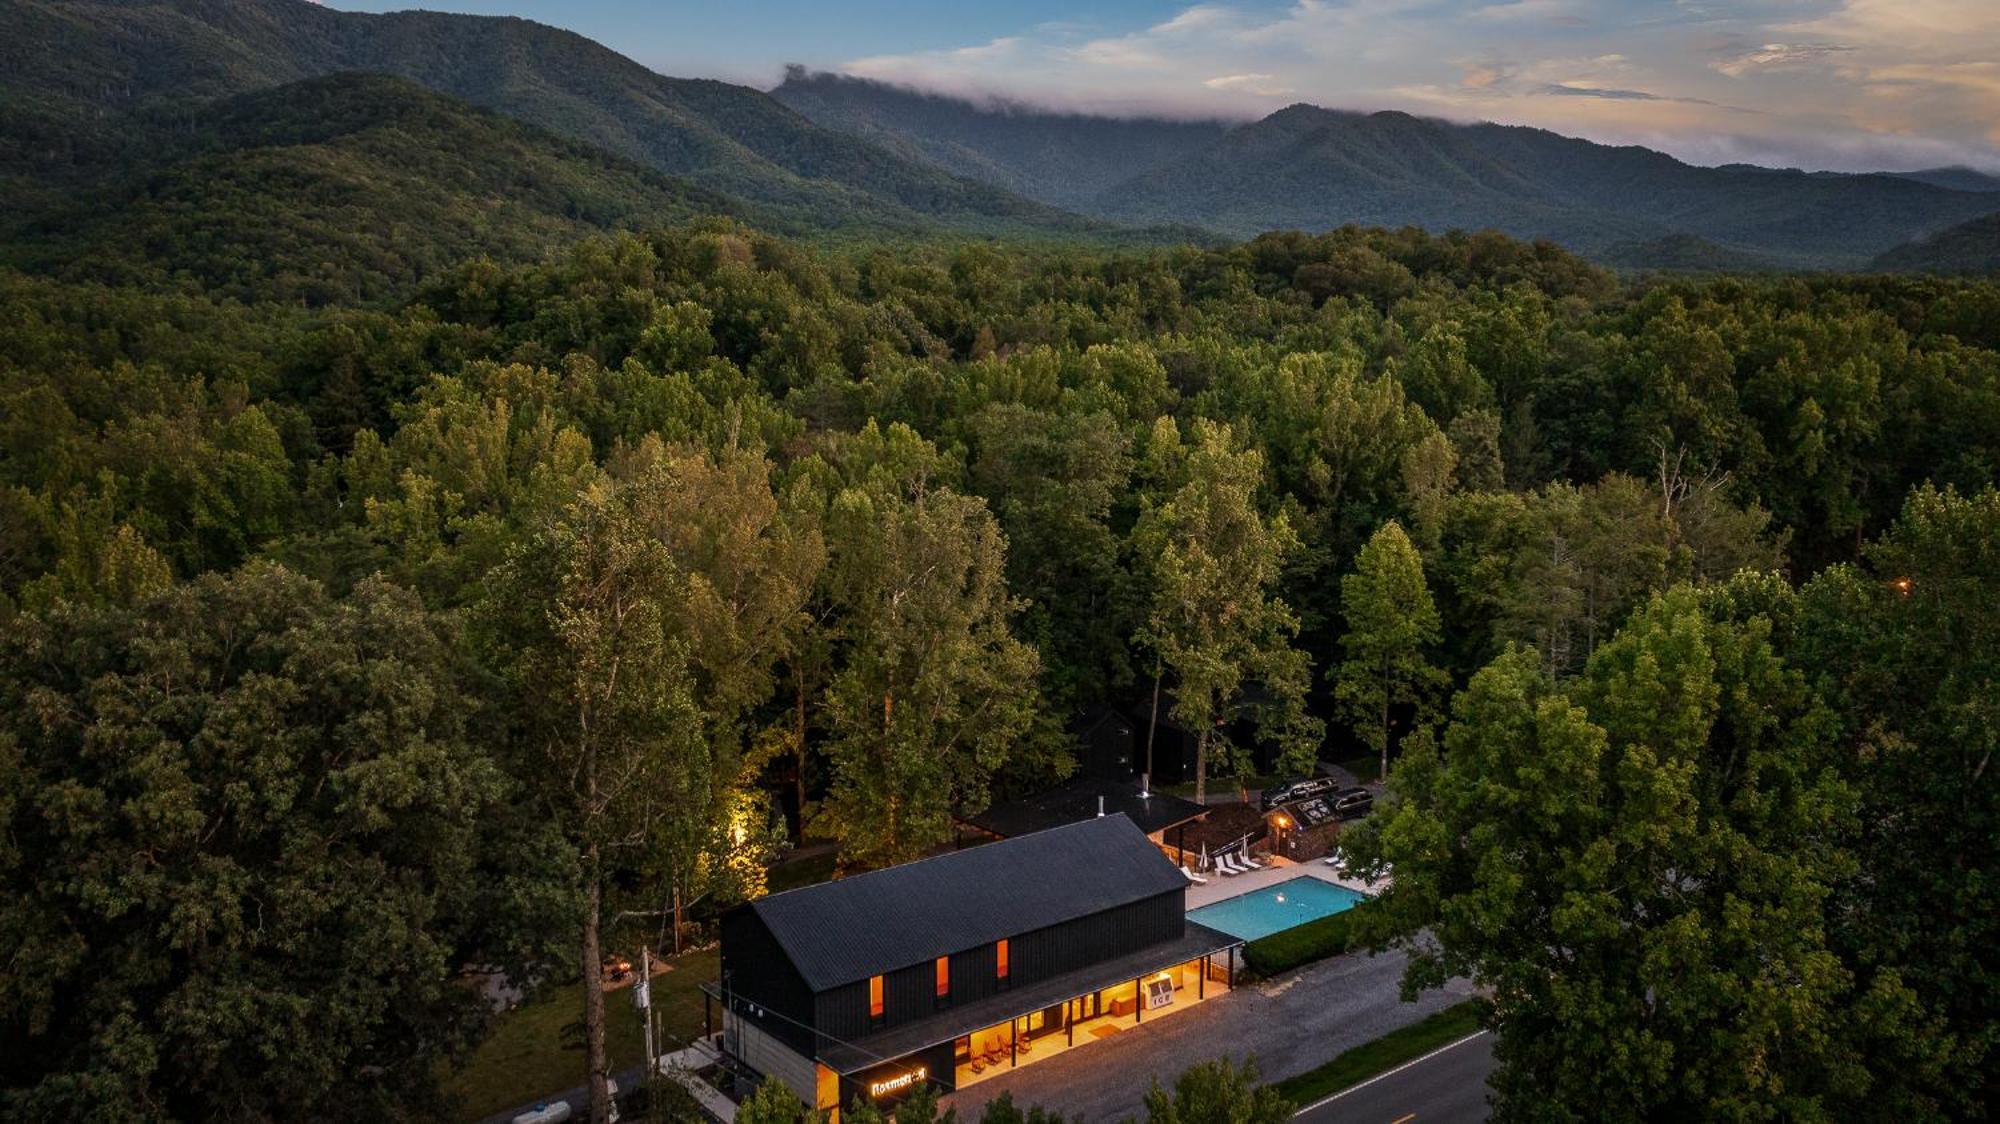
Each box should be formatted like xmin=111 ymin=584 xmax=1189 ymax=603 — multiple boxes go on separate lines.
xmin=869 ymin=975 xmax=884 ymax=1018
xmin=996 ymin=939 xmax=1010 ymax=980
xmin=935 ymin=957 xmax=950 ymax=998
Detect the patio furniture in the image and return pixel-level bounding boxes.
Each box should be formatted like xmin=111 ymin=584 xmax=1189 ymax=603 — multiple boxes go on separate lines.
xmin=1214 ymin=853 xmax=1243 ymax=875
xmin=1181 ymin=865 xmax=1209 ymax=885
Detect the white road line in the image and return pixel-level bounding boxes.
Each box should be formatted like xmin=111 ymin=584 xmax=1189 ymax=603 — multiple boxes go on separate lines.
xmin=1293 ymin=1029 xmax=1491 ymax=1117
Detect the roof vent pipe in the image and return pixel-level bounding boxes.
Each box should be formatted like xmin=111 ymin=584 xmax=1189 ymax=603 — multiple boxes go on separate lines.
xmin=1097 ymin=795 xmax=1105 ymax=817
xmin=1140 ymin=773 xmax=1150 ymax=799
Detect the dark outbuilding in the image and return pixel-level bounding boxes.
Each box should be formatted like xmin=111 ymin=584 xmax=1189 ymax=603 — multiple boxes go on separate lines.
xmin=710 ymin=814 xmax=1240 ymax=1117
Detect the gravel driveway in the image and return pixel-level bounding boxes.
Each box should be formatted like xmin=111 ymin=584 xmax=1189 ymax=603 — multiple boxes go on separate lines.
xmin=943 ymin=949 xmax=1475 ymax=1122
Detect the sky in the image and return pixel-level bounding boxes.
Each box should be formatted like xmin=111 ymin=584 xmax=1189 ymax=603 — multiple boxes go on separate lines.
xmin=324 ymin=1 xmax=2000 ymax=173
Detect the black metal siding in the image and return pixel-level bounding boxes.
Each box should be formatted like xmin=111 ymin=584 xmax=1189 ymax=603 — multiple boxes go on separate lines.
xmin=719 ymin=906 xmax=815 ymax=1054
xmin=807 ymin=888 xmax=1184 ymax=1044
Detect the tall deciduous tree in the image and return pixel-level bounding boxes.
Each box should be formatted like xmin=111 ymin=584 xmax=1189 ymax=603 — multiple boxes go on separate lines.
xmin=1351 ymin=580 xmax=1860 ymax=1121
xmin=817 ymin=482 xmax=1042 ymax=868
xmin=616 ymin=439 xmax=821 ymax=951
xmin=1333 ymin=521 xmax=1447 ymax=779
xmin=1797 ymin=485 xmax=2000 ymax=1118
xmin=487 ymin=477 xmax=706 ymax=1124
xmin=1136 ymin=419 xmax=1319 ymax=803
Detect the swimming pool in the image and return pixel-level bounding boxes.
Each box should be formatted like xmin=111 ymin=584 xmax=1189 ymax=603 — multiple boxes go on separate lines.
xmin=1186 ymin=876 xmax=1369 ymax=941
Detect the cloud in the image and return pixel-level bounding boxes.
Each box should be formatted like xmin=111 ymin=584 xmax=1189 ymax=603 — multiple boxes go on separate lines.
xmin=1712 ymin=42 xmax=1853 ymax=77
xmin=829 ymin=0 xmax=2000 ymax=171
xmin=1542 ymin=83 xmax=1667 ymax=100
xmin=1204 ymin=73 xmax=1294 ymax=96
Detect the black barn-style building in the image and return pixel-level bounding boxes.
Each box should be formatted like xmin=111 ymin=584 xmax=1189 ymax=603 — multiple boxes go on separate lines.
xmin=712 ymin=815 xmax=1240 ymax=1117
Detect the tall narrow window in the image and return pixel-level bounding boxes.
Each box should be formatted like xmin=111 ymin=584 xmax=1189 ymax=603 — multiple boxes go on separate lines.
xmin=935 ymin=956 xmax=950 ymax=998
xmin=869 ymin=975 xmax=884 ymax=1019
xmin=996 ymin=939 xmax=1010 ymax=981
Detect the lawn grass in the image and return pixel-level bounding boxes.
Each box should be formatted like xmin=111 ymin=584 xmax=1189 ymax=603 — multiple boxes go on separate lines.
xmin=1271 ymin=1001 xmax=1487 ymax=1105
xmin=442 ymin=947 xmax=719 ymax=1122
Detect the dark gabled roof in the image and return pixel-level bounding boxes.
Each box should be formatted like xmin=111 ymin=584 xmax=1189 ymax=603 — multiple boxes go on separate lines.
xmin=744 ymin=814 xmax=1189 ymax=993
xmin=963 ymin=776 xmax=1208 ymax=840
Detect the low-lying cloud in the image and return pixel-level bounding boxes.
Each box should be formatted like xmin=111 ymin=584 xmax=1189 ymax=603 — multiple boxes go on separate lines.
xmin=833 ymin=0 xmax=2000 ymax=173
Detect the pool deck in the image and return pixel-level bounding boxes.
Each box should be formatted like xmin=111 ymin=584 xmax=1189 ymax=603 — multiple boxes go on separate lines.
xmin=1184 ymin=855 xmax=1380 ymax=909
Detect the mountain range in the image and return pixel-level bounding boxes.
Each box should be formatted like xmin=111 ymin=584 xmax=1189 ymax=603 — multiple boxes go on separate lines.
xmin=773 ymin=71 xmax=2000 ymax=270
xmin=0 ymin=0 xmax=1128 ymax=243
xmin=0 ymin=0 xmax=1995 ymax=287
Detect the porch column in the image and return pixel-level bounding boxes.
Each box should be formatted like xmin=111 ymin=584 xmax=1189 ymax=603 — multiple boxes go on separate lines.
xmin=1133 ymin=977 xmax=1143 ymax=1023
xmin=1066 ymin=999 xmax=1074 ymax=1047
xmin=1198 ymin=956 xmax=1206 ymax=999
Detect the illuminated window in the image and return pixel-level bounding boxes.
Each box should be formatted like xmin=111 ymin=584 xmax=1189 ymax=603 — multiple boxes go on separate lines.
xmin=935 ymin=957 xmax=950 ymax=998
xmin=996 ymin=939 xmax=1010 ymax=980
xmin=869 ymin=975 xmax=884 ymax=1019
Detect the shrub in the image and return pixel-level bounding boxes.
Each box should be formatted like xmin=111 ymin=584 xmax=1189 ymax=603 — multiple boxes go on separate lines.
xmin=1241 ymin=904 xmax=1370 ymax=976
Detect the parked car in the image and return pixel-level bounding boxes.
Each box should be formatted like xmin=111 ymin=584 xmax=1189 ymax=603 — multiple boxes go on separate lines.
xmin=1331 ymin=786 xmax=1374 ymax=820
xmin=1260 ymin=774 xmax=1338 ymax=810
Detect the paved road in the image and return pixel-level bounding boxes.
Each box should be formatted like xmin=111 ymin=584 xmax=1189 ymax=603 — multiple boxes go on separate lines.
xmin=943 ymin=951 xmax=1475 ymax=1123
xmin=1295 ymin=1030 xmax=1495 ymax=1124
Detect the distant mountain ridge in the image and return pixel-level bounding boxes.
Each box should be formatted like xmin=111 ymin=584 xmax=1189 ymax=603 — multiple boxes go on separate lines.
xmin=0 ymin=0 xmax=1115 ymax=240
xmin=771 ymin=73 xmax=2000 ymax=268
xmin=772 ymin=68 xmax=1229 ymax=211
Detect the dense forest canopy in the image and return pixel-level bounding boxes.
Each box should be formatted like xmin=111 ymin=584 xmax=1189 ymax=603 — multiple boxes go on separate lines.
xmin=2 ymin=216 xmax=1997 ymax=1120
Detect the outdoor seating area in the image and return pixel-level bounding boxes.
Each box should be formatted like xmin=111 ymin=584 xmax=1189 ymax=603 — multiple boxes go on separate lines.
xmin=1183 ymin=853 xmax=1375 ymax=911
xmin=950 ymin=956 xmax=1230 ymax=1091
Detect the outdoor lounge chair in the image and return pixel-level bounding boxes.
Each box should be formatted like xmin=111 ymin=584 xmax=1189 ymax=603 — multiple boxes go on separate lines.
xmin=1181 ymin=865 xmax=1209 ymax=885
xmin=1235 ymin=850 xmax=1264 ymax=870
xmin=1216 ymin=852 xmax=1246 ymax=875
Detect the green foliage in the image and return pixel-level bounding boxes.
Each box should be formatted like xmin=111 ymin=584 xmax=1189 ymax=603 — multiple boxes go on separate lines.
xmin=1140 ymin=1056 xmax=1293 ymax=1124
xmin=1352 ymin=580 xmax=1864 ymax=1120
xmin=0 ymin=0 xmax=1126 ymax=248
xmin=1135 ymin=419 xmax=1321 ymax=801
xmin=1873 ymin=209 xmax=2000 ymax=274
xmin=2 ymin=195 xmax=1999 ymax=1119
xmin=1333 ymin=521 xmax=1448 ymax=775
xmin=5 ymin=74 xmax=748 ymax=305
xmin=0 ymin=564 xmax=551 ymax=1121
xmin=736 ymin=1078 xmax=826 ymax=1124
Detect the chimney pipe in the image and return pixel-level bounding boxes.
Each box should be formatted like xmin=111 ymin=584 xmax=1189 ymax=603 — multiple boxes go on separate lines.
xmin=1097 ymin=795 xmax=1105 ymax=817
xmin=1140 ymin=773 xmax=1151 ymax=799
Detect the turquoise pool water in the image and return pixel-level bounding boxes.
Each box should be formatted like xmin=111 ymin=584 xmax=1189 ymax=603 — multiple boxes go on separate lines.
xmin=1186 ymin=876 xmax=1369 ymax=941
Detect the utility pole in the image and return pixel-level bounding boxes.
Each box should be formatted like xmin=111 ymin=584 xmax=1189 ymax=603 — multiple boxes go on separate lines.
xmin=635 ymin=948 xmax=656 ymax=1119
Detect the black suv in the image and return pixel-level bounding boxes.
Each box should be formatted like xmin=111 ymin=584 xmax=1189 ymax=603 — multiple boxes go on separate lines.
xmin=1260 ymin=775 xmax=1338 ymax=810
xmin=1331 ymin=787 xmax=1374 ymax=820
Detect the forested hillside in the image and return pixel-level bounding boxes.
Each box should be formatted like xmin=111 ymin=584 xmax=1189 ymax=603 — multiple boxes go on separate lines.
xmin=771 ymin=67 xmax=1229 ymax=211
xmin=2 ymin=218 xmax=1997 ymax=1118
xmin=1874 ymin=209 xmax=2000 ymax=274
xmin=771 ymin=75 xmax=2000 ymax=268
xmin=1088 ymin=105 xmax=1997 ymax=266
xmin=0 ymin=0 xmax=1108 ymax=239
xmin=1 ymin=73 xmax=748 ymax=304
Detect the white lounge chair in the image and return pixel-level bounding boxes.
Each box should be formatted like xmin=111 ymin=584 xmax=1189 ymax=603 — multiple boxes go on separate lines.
xmin=1236 ymin=850 xmax=1265 ymax=870
xmin=1181 ymin=865 xmax=1209 ymax=885
xmin=1215 ymin=853 xmax=1245 ymax=875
